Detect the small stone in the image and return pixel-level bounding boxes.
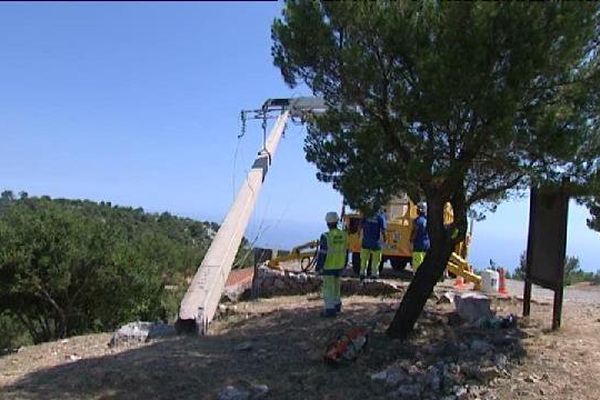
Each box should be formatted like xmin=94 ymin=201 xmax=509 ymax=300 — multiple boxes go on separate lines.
xmin=437 ymin=291 xmax=455 ymax=304
xmin=408 ymin=365 xmax=421 ymax=376
xmin=493 ymin=353 xmax=508 ymax=369
xmin=371 ymin=370 xmax=388 ymax=381
xmin=524 ymin=375 xmax=536 ymax=383
xmin=218 ymin=386 xmax=250 ymax=400
xmin=250 ymin=384 xmax=270 ymax=399
xmin=234 ymin=341 xmax=253 ymax=352
xmin=385 ymin=368 xmax=405 ymax=386
xmin=454 ymin=386 xmax=468 ymax=400
xmin=109 ymin=321 xmax=153 ymax=347
xmin=66 ymin=354 xmax=81 ymax=362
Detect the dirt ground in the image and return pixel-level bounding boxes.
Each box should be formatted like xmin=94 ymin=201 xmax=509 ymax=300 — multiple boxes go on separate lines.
xmin=1 ymin=286 xmax=600 ymax=400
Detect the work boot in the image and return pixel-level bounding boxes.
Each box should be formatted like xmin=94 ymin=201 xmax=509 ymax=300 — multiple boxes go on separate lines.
xmin=335 ymin=303 xmax=342 ymax=313
xmin=359 ymin=274 xmax=366 ymax=283
xmin=320 ymin=309 xmax=337 ymax=318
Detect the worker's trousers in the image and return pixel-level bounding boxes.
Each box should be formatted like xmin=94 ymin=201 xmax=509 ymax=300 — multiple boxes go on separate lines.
xmin=360 ymin=248 xmax=382 ymax=278
xmin=412 ymin=251 xmax=426 ymax=271
xmin=321 ymin=270 xmax=342 ymax=312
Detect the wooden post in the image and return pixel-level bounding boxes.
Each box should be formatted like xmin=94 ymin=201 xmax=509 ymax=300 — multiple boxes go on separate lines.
xmin=552 ymin=285 xmax=564 ymax=330
xmin=523 ymin=280 xmax=532 ymax=317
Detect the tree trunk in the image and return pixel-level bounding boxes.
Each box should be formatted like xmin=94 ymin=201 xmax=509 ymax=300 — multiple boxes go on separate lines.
xmin=387 ymin=193 xmax=455 ymax=339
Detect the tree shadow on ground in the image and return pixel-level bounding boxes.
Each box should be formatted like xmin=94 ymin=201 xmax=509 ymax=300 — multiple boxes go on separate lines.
xmin=1 ymin=301 xmax=527 ymax=400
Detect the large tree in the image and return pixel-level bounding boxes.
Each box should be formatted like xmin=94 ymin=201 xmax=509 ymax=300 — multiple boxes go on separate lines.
xmin=272 ymin=1 xmax=600 ymax=338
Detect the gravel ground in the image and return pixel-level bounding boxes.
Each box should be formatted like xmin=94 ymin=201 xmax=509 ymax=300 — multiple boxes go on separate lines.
xmin=2 ymin=271 xmax=600 ymax=400
xmin=505 ymin=279 xmax=600 ymax=303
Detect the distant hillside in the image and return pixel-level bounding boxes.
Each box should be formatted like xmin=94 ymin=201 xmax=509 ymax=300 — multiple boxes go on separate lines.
xmin=0 ymin=190 xmax=248 ymax=350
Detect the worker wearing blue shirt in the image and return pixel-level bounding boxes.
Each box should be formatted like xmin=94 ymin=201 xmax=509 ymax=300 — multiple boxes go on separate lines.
xmin=411 ymin=203 xmax=430 ymax=270
xmin=315 ymin=212 xmax=348 ymax=317
xmin=359 ymin=210 xmax=386 ymax=281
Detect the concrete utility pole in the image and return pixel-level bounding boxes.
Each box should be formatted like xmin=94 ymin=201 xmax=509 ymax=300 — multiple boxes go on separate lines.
xmin=177 ymin=111 xmax=289 ymax=335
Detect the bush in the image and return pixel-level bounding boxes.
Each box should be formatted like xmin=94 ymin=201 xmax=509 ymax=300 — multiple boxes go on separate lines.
xmin=0 ymin=192 xmax=222 ymax=344
xmin=0 ymin=312 xmax=31 ymax=353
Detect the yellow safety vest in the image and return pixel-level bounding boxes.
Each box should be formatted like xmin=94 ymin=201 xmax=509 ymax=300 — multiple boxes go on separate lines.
xmin=324 ymin=229 xmax=348 ymax=270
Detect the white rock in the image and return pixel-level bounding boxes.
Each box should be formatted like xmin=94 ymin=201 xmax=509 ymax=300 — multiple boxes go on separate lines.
xmin=437 ymin=291 xmax=455 ymax=304
xmin=251 ymin=384 xmax=270 ymax=398
xmin=66 ymin=354 xmax=81 ymax=362
xmin=454 ymin=292 xmax=493 ymax=323
xmin=371 ymin=370 xmax=388 ymax=381
xmin=218 ymin=386 xmax=250 ymax=400
xmin=454 ymin=386 xmax=468 ymax=400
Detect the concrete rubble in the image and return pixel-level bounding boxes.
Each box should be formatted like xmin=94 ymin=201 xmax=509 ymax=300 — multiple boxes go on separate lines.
xmin=454 ymin=292 xmax=493 ymax=323
xmin=109 ymin=321 xmax=176 ymax=347
xmin=369 ymin=316 xmax=520 ymax=400
xmin=217 ymin=381 xmax=270 ymax=400
xmin=248 ymin=265 xmax=404 ymax=298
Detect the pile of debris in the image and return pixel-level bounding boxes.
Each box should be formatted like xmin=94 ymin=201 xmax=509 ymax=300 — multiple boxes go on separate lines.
xmin=250 ymin=266 xmax=405 ymax=298
xmin=109 ymin=321 xmax=176 ymax=347
xmin=369 ymin=292 xmax=523 ymax=400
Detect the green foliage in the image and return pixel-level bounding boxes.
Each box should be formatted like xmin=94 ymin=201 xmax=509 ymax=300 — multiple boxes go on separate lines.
xmin=592 ymin=271 xmax=600 ymax=286
xmin=562 ymin=256 xmax=594 ymax=286
xmin=514 ymin=251 xmax=596 ymax=286
xmin=512 ymin=252 xmax=526 ymax=281
xmin=0 ymin=311 xmax=31 ymax=352
xmin=273 ymin=0 xmax=600 ymax=231
xmin=273 ymin=2 xmax=600 ymax=337
xmin=0 ymin=193 xmax=221 ymax=345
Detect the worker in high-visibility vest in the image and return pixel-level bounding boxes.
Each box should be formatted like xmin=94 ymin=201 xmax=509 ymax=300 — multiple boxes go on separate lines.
xmin=359 ymin=209 xmax=387 ymax=281
xmin=411 ymin=203 xmax=430 ymax=271
xmin=315 ymin=211 xmax=348 ymax=317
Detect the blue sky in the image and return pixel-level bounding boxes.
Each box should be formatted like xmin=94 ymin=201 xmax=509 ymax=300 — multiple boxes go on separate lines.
xmin=1 ymin=2 xmax=599 ymax=272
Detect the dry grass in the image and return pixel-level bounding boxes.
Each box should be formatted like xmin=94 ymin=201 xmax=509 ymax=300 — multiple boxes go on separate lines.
xmin=1 ymin=290 xmax=599 ymax=400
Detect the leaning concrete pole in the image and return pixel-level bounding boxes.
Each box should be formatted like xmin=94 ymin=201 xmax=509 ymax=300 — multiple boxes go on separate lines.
xmin=178 ymin=111 xmax=289 ymax=335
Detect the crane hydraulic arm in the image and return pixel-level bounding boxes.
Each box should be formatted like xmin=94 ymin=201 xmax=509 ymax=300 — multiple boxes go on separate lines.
xmin=177 ymin=97 xmax=325 ymax=335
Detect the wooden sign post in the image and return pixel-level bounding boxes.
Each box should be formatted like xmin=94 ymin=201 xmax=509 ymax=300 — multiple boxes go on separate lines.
xmin=523 ymin=183 xmax=569 ymax=330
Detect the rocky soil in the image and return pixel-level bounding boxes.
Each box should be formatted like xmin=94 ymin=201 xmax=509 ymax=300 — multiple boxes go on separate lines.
xmin=1 ymin=281 xmax=600 ymax=400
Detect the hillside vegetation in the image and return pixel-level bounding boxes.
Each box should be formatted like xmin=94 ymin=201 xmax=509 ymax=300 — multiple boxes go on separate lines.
xmin=0 ymin=191 xmax=245 ymax=350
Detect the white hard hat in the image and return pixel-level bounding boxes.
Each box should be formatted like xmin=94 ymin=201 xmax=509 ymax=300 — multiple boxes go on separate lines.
xmin=325 ymin=211 xmax=339 ymax=223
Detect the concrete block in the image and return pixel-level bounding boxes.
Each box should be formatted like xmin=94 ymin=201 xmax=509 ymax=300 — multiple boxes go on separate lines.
xmin=454 ymin=292 xmax=493 ymax=323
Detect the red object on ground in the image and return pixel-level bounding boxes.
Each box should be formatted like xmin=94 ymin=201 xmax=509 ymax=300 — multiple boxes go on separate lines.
xmin=498 ymin=267 xmax=508 ymax=295
xmin=453 ymin=276 xmax=465 ymax=289
xmin=225 ymin=267 xmax=254 ymax=288
xmin=324 ymin=326 xmax=369 ymax=365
